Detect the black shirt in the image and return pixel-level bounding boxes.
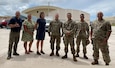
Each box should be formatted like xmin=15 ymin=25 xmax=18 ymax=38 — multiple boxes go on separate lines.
xmin=9 ymin=17 xmax=22 ymax=32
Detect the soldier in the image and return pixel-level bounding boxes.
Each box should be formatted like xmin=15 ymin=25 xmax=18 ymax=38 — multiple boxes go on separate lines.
xmin=48 ymin=14 xmax=63 ymax=56
xmin=62 ymin=13 xmax=77 ymax=62
xmin=91 ymin=12 xmax=112 ymax=65
xmin=75 ymin=14 xmax=89 ymax=59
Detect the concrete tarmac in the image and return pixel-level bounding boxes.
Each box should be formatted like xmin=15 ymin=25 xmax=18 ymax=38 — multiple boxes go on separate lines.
xmin=0 ymin=27 xmax=115 ymax=68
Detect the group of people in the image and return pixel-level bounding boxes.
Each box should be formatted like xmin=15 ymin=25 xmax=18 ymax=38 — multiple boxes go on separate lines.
xmin=7 ymin=11 xmax=46 ymax=59
xmin=7 ymin=11 xmax=112 ymax=66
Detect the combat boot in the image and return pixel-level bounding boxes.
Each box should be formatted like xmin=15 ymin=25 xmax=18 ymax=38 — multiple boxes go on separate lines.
xmin=105 ymin=63 xmax=109 ymax=66
xmin=50 ymin=50 xmax=54 ymax=56
xmin=84 ymin=54 xmax=88 ymax=59
xmin=56 ymin=50 xmax=60 ymax=56
xmin=76 ymin=53 xmax=79 ymax=57
xmin=7 ymin=56 xmax=12 ymax=60
xmin=91 ymin=59 xmax=99 ymax=65
xmin=62 ymin=54 xmax=68 ymax=59
xmin=73 ymin=55 xmax=77 ymax=62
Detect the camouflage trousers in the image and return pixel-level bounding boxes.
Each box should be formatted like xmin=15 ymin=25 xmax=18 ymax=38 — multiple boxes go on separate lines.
xmin=50 ymin=35 xmax=61 ymax=51
xmin=92 ymin=38 xmax=111 ymax=64
xmin=63 ymin=36 xmax=75 ymax=54
xmin=76 ymin=36 xmax=87 ymax=54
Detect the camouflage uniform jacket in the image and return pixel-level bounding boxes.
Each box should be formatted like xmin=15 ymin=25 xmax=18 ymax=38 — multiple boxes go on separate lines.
xmin=63 ymin=19 xmax=76 ymax=38
xmin=48 ymin=20 xmax=63 ymax=36
xmin=91 ymin=19 xmax=111 ymax=40
xmin=76 ymin=21 xmax=89 ymax=39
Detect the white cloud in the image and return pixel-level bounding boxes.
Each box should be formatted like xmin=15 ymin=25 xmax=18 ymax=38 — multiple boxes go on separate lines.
xmin=19 ymin=5 xmax=29 ymax=11
xmin=82 ymin=0 xmax=115 ymax=20
xmin=0 ymin=0 xmax=66 ymax=16
xmin=0 ymin=0 xmax=29 ymax=16
xmin=0 ymin=0 xmax=115 ymax=21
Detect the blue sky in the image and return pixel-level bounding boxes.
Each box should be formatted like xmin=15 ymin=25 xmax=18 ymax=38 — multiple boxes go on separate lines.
xmin=0 ymin=0 xmax=115 ymax=21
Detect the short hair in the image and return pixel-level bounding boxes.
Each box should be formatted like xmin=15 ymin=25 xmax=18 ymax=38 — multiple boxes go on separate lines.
xmin=27 ymin=14 xmax=31 ymax=18
xmin=39 ymin=12 xmax=44 ymax=18
xmin=80 ymin=14 xmax=84 ymax=17
xmin=15 ymin=11 xmax=20 ymax=15
xmin=28 ymin=14 xmax=31 ymax=16
xmin=97 ymin=11 xmax=103 ymax=16
xmin=67 ymin=13 xmax=71 ymax=15
xmin=55 ymin=13 xmax=59 ymax=16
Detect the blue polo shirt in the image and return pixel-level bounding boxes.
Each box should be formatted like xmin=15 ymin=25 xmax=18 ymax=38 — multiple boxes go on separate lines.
xmin=9 ymin=17 xmax=22 ymax=32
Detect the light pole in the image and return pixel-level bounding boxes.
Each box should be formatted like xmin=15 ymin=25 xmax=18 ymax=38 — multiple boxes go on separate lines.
xmin=47 ymin=2 xmax=50 ymax=16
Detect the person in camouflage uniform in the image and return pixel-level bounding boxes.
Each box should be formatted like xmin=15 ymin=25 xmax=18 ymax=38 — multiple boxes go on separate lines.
xmin=91 ymin=12 xmax=112 ymax=65
xmin=62 ymin=13 xmax=77 ymax=62
xmin=75 ymin=14 xmax=89 ymax=59
xmin=48 ymin=14 xmax=63 ymax=56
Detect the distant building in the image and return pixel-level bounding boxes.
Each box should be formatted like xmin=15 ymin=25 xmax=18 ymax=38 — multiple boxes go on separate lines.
xmin=22 ymin=6 xmax=90 ymax=23
xmin=104 ymin=16 xmax=115 ymax=25
xmin=0 ymin=16 xmax=11 ymax=21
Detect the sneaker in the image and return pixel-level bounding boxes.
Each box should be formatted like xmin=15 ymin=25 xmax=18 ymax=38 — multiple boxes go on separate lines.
xmin=41 ymin=51 xmax=45 ymax=54
xmin=62 ymin=55 xmax=68 ymax=59
xmin=84 ymin=55 xmax=88 ymax=59
xmin=13 ymin=53 xmax=19 ymax=56
xmin=37 ymin=51 xmax=41 ymax=55
xmin=50 ymin=52 xmax=54 ymax=56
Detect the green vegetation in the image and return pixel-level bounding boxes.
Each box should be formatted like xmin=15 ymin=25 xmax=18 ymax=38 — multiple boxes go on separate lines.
xmin=112 ymin=23 xmax=115 ymax=26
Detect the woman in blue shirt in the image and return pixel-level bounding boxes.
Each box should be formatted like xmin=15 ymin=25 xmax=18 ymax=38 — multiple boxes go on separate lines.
xmin=35 ymin=12 xmax=46 ymax=55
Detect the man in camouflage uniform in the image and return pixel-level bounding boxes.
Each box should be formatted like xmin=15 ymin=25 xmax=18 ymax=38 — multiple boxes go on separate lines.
xmin=91 ymin=12 xmax=112 ymax=65
xmin=75 ymin=14 xmax=89 ymax=59
xmin=62 ymin=13 xmax=77 ymax=62
xmin=48 ymin=14 xmax=63 ymax=56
